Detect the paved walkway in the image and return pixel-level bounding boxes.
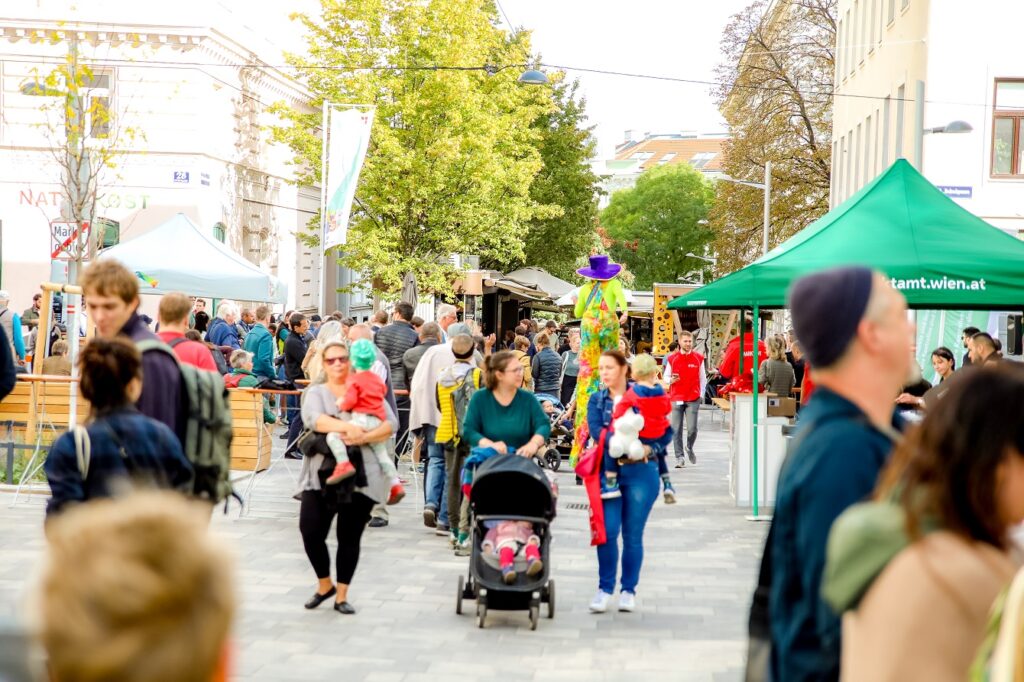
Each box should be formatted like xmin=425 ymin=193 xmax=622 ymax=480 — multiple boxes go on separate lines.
xmin=0 ymin=409 xmax=766 ymax=681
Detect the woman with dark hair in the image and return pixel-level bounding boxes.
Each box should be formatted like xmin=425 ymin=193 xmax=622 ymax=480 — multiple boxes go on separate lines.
xmin=824 ymin=364 xmax=1024 ymax=681
xmin=586 ymin=349 xmax=661 ymax=614
xmin=298 ymin=340 xmax=397 ymax=615
xmin=921 ymin=346 xmax=956 ymax=408
xmin=43 ymin=338 xmax=193 ymax=517
xmin=461 ymin=350 xmax=550 ymax=457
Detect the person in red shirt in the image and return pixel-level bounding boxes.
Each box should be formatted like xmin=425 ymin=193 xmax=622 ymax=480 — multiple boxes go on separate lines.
xmin=156 ymin=292 xmax=219 ymax=372
xmin=665 ymin=330 xmax=706 ymax=467
xmin=325 ymin=338 xmax=404 ymax=504
xmin=718 ymin=321 xmax=768 ymax=382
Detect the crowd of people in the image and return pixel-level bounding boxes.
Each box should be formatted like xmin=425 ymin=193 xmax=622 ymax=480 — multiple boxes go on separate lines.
xmin=9 ymin=254 xmax=1024 ymax=681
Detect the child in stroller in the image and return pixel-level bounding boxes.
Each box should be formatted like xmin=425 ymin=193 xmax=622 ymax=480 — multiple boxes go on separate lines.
xmin=534 ymin=393 xmax=573 ymax=470
xmin=482 ymin=520 xmax=543 ymax=584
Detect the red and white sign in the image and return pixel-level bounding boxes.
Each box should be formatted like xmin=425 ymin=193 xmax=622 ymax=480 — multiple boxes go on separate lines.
xmin=50 ymin=221 xmax=90 ymax=260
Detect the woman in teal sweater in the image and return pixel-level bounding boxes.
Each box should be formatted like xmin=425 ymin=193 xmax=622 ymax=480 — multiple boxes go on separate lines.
xmin=463 ymin=350 xmax=551 ymax=456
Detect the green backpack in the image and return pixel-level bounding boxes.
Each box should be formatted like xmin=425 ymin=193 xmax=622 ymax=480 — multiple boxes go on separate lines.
xmin=136 ymin=340 xmax=235 ymax=506
xmin=452 ymin=367 xmax=482 ymax=440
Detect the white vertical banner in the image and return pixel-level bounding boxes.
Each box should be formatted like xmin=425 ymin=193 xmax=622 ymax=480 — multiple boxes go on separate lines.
xmin=323 ymin=106 xmax=374 ymax=251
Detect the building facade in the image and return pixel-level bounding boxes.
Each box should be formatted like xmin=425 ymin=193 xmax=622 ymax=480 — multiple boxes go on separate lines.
xmin=598 ymin=131 xmax=726 ymax=208
xmin=0 ymin=4 xmax=320 ymax=313
xmin=831 ymin=0 xmax=1024 ymax=235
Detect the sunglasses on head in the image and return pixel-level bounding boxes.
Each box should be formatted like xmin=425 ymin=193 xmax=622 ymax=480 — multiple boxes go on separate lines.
xmin=324 ymin=356 xmax=350 ymax=366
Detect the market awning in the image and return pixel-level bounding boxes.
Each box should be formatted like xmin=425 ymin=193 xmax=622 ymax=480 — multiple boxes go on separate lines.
xmin=99 ymin=213 xmax=287 ymax=303
xmin=504 ymin=267 xmax=576 ymax=299
xmin=669 ymin=159 xmax=1024 ymax=311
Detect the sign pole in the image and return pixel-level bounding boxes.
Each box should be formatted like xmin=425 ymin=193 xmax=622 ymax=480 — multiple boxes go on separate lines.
xmin=318 ymin=100 xmax=330 ymax=315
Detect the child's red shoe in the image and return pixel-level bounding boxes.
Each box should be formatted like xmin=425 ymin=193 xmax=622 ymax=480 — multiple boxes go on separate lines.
xmin=325 ymin=461 xmax=356 ymax=485
xmin=386 ymin=483 xmax=406 ymax=505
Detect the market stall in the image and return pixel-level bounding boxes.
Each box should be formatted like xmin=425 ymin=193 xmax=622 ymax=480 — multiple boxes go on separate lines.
xmin=668 ymin=159 xmax=1024 ymax=516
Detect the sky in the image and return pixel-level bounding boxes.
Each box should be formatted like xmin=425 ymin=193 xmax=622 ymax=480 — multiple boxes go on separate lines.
xmin=496 ymin=0 xmax=755 ymax=158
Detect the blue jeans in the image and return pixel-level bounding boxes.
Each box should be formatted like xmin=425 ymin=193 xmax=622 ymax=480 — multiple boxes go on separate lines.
xmin=597 ymin=459 xmax=660 ymax=594
xmin=421 ymin=425 xmax=449 ymax=526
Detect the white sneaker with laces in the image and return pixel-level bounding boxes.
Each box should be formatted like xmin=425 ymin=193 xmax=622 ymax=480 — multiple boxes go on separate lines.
xmin=618 ymin=591 xmax=636 ymax=612
xmin=589 ymin=590 xmax=612 ymax=613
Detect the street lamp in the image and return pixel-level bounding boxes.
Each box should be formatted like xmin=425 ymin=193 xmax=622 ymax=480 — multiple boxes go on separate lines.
xmin=517 ymin=69 xmax=549 ymax=85
xmin=715 ymin=161 xmax=772 ymax=256
xmin=682 ymin=252 xmax=718 ymax=285
xmin=924 ymin=120 xmax=973 ymax=135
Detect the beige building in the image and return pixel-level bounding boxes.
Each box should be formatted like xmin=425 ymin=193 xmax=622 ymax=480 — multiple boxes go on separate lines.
xmin=831 ymin=0 xmax=1024 ymax=235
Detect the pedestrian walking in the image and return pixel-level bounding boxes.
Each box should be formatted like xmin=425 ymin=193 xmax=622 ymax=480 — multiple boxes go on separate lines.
xmin=303 ymin=320 xmax=344 ymax=384
xmin=0 ymin=324 xmax=19 ymax=401
xmin=665 ymin=332 xmax=706 ymax=467
xmin=191 ymin=298 xmax=210 ymax=334
xmin=375 ymin=302 xmax=419 ymax=450
xmin=823 ymin=364 xmax=1024 ymax=682
xmin=0 ymin=291 xmax=26 ymax=367
xmin=511 ymin=335 xmax=534 ymax=391
xmin=586 ymin=350 xmax=660 ymax=614
xmin=21 ymin=293 xmax=41 ymax=330
xmin=80 ymin=261 xmax=183 ymax=436
xmin=759 ymin=335 xmax=796 ymax=397
xmin=298 ymin=340 xmax=397 ymax=615
xmin=243 ymin=305 xmax=275 ymax=382
xmin=43 ymin=337 xmax=193 ymax=517
xmin=559 ymin=328 xmax=581 ymax=407
xmin=764 ymin=267 xmax=911 ymax=682
xmin=38 ymin=491 xmax=235 ymax=682
xmin=282 ymin=313 xmax=310 ymax=456
xmin=531 ymin=331 xmax=562 ymax=396
xmin=402 ymin=321 xmax=441 ymax=387
xmin=572 ymin=255 xmax=628 ymax=465
xmin=156 ymin=292 xmax=219 ymax=372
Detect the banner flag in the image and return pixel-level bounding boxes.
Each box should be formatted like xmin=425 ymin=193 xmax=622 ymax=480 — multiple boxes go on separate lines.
xmin=323 ymin=107 xmax=374 ymax=251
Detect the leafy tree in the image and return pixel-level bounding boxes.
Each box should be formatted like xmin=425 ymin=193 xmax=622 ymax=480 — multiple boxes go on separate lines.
xmin=515 ymin=78 xmax=601 ymax=282
xmin=272 ymin=0 xmax=558 ymax=296
xmin=711 ymin=0 xmax=835 ymax=274
xmin=600 ymin=164 xmax=715 ymax=290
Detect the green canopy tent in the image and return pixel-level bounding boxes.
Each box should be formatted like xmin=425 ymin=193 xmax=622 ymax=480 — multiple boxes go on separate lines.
xmin=668 ymin=159 xmax=1024 ymax=516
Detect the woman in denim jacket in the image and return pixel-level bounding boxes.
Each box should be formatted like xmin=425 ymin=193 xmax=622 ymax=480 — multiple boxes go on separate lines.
xmin=586 ymin=349 xmax=662 ymax=615
xmin=44 ymin=338 xmax=193 ymax=517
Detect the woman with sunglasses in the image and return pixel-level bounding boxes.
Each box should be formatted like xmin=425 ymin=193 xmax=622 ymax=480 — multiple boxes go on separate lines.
xmin=298 ymin=340 xmax=397 ymax=615
xmin=462 ymin=350 xmax=550 ymax=459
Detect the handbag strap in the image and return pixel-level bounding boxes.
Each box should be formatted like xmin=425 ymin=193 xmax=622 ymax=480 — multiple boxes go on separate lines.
xmin=73 ymin=426 xmax=91 ymax=479
xmin=582 ymin=282 xmax=602 ymax=310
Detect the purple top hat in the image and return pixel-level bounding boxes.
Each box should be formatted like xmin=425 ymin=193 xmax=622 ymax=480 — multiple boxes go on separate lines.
xmin=577 ymin=254 xmax=622 ymax=280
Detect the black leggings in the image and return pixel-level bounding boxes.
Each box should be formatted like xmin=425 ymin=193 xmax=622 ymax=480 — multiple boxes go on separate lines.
xmin=299 ymin=490 xmax=374 ymax=584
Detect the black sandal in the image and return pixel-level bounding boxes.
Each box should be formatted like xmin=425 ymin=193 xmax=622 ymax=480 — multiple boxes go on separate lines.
xmin=304 ymin=586 xmax=336 ymax=609
xmin=333 ymin=601 xmax=356 ymax=615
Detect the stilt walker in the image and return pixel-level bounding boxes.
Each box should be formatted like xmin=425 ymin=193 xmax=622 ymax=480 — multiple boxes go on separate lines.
xmin=571 ymin=254 xmax=628 ymax=465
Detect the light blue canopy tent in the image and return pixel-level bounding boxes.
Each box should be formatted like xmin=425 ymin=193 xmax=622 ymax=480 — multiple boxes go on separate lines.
xmin=99 ymin=213 xmax=287 ymax=303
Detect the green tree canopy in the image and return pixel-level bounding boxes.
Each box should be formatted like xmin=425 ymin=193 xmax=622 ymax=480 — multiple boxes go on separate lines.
xmin=272 ymin=0 xmax=565 ymax=295
xmin=600 ymin=164 xmax=715 ymax=290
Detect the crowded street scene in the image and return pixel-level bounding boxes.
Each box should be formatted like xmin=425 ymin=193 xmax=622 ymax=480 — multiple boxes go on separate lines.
xmin=3 ymin=0 xmax=1024 ymax=681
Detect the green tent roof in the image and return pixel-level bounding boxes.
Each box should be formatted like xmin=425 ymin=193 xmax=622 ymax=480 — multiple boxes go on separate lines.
xmin=668 ymin=159 xmax=1024 ymax=310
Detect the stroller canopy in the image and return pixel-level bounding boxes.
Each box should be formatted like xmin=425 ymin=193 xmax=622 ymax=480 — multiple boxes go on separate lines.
xmin=471 ymin=454 xmax=555 ymax=521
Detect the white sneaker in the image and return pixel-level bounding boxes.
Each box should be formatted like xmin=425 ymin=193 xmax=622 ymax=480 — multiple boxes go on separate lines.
xmin=618 ymin=591 xmax=636 ymax=612
xmin=589 ymin=590 xmax=612 ymax=613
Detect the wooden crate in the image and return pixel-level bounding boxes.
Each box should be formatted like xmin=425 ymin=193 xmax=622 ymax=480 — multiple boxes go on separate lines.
xmin=228 ymin=391 xmax=271 ymax=473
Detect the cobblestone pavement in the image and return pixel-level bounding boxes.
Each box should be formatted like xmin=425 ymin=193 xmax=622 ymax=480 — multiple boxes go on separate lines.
xmin=0 ymin=409 xmax=766 ymax=681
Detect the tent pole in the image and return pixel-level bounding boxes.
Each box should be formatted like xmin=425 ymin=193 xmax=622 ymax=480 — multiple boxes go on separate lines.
xmin=751 ymin=304 xmax=760 ymax=519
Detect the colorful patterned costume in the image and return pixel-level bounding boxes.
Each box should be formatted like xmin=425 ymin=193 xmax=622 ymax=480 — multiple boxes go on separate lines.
xmin=571 ymin=276 xmax=626 ymax=464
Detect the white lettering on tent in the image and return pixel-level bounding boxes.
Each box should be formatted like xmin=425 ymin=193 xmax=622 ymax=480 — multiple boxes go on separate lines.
xmin=889 ymin=277 xmax=986 ymax=292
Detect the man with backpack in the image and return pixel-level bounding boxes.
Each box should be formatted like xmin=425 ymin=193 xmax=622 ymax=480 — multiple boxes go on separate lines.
xmin=81 ymin=260 xmax=235 ymax=507
xmin=156 ymin=293 xmax=220 ymax=372
xmin=434 ymin=334 xmax=481 ymax=555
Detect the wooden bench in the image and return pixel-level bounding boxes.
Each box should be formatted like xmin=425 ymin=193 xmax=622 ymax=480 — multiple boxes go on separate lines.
xmin=228 ymin=390 xmax=271 ymax=473
xmin=711 ymin=397 xmax=732 ymax=412
xmin=0 ymin=377 xmax=88 ymax=445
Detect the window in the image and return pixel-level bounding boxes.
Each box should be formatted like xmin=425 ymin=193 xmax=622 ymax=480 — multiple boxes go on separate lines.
xmin=95 ymin=217 xmax=120 ymax=248
xmin=874 ymin=108 xmax=881 ymax=174
xmin=630 ymin=151 xmax=654 ymax=161
xmin=895 ymin=84 xmax=906 ymax=158
xmin=212 ymin=222 xmax=226 ymax=243
xmin=887 ymin=0 xmax=896 ymax=24
xmin=83 ymin=70 xmax=112 ymax=138
xmin=882 ymin=96 xmax=891 ymax=167
xmin=657 ymin=152 xmax=677 ymax=165
xmin=845 ymin=132 xmax=854 ymax=199
xmin=901 ymin=0 xmax=909 ymax=9
xmin=854 ymin=124 xmax=862 ymax=192
xmin=992 ymin=80 xmax=1024 ymax=177
xmin=831 ymin=140 xmax=840 ymax=204
xmin=690 ymin=152 xmax=716 ymax=169
xmin=844 ymin=10 xmax=852 ymax=77
xmin=836 ymin=18 xmax=845 ymax=79
xmin=870 ymin=0 xmax=878 ymax=49
xmin=858 ymin=0 xmax=866 ymax=63
xmin=864 ymin=116 xmax=872 ymax=183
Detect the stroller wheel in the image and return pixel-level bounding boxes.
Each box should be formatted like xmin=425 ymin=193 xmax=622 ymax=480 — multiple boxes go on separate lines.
xmin=529 ymin=604 xmax=540 ymax=631
xmin=546 ymin=579 xmax=556 ymax=618
xmin=456 ymin=575 xmax=464 ymax=615
xmin=477 ymin=602 xmax=487 ymax=628
xmin=544 ymin=448 xmax=561 ymax=471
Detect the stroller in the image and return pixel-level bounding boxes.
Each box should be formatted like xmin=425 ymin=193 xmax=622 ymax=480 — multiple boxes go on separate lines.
xmin=456 ymin=454 xmax=556 ymax=630
xmin=533 ymin=393 xmax=573 ymax=471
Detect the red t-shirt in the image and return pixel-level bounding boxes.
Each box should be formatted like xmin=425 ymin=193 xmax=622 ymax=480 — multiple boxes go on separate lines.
xmin=157 ymin=331 xmax=218 ymax=372
xmin=338 ymin=370 xmax=388 ymax=421
xmin=612 ymin=386 xmax=671 ymax=439
xmin=666 ymin=351 xmax=704 ymax=402
xmin=718 ymin=334 xmax=767 ymax=380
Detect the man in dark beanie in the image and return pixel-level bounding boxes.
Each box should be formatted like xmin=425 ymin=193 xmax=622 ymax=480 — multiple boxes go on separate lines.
xmin=766 ymin=266 xmax=912 ymax=682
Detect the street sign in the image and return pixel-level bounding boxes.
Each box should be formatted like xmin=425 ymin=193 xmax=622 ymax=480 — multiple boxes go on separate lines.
xmin=937 ymin=185 xmax=973 ymax=199
xmin=50 ymin=221 xmax=91 ymax=261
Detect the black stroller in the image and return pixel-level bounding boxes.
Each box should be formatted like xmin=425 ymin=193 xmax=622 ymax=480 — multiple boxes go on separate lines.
xmin=456 ymin=454 xmax=556 ymax=630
